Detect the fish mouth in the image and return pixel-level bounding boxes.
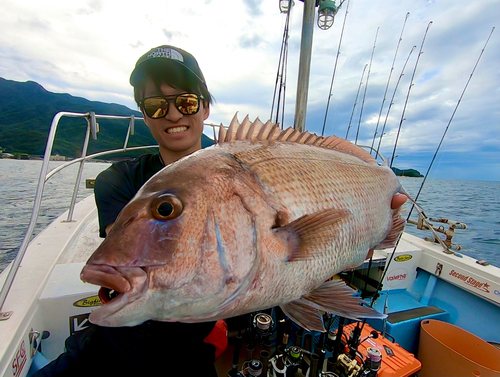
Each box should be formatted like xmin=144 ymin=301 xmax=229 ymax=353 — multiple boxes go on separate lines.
xmin=98 ymin=287 xmax=121 ymax=304
xmin=80 ymin=264 xmax=152 ymax=325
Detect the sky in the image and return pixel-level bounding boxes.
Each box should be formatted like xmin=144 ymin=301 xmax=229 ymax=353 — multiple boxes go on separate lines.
xmin=0 ymin=0 xmax=499 ymax=181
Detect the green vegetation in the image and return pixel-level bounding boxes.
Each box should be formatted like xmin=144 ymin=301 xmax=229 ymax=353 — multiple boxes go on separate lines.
xmin=391 ymin=167 xmax=424 ymax=177
xmin=1 ymin=78 xmax=423 ymax=176
xmin=0 ymin=78 xmax=214 ymax=159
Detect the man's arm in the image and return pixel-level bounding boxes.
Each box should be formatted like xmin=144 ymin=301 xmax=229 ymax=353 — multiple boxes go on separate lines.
xmin=105 ymin=223 xmax=114 ymax=237
xmin=94 ymin=165 xmax=135 ymax=238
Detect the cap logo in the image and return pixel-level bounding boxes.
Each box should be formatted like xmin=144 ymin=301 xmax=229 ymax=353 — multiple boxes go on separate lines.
xmin=146 ymin=47 xmax=184 ymax=62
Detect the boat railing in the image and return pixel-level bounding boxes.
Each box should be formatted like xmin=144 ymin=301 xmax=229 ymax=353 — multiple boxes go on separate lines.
xmin=0 ymin=111 xmax=221 ymax=316
xmin=357 ymin=144 xmax=468 ymax=254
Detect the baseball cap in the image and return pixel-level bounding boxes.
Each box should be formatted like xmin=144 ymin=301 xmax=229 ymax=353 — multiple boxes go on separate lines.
xmin=130 ymin=45 xmax=206 ymax=87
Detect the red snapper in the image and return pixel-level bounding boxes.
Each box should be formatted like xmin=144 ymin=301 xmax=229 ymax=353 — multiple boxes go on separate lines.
xmin=80 ymin=116 xmax=407 ymax=331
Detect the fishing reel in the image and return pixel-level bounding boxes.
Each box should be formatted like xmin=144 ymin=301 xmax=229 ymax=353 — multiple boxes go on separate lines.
xmin=247 ymin=360 xmax=264 ymax=377
xmin=326 ymin=323 xmax=382 ymax=377
xmin=284 ymin=345 xmax=304 ymax=367
xmin=253 ymin=312 xmax=275 ymax=337
xmin=269 ymin=345 xmax=309 ymax=376
xmin=325 ymin=328 xmax=338 ymax=353
xmin=328 ymin=346 xmax=381 ymax=377
xmin=251 ymin=312 xmax=275 ymax=347
xmin=360 ymin=348 xmax=382 ymax=377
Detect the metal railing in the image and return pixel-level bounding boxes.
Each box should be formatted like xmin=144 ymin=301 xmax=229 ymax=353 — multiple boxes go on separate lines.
xmin=0 ymin=112 xmax=223 ymax=316
xmin=0 ymin=111 xmax=223 ymax=316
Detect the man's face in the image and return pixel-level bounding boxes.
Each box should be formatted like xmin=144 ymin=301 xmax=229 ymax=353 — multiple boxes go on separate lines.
xmin=141 ymin=77 xmax=210 ymax=156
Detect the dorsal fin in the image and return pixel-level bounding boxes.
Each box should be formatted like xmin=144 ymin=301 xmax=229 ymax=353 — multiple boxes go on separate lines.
xmin=217 ymin=114 xmax=376 ymax=164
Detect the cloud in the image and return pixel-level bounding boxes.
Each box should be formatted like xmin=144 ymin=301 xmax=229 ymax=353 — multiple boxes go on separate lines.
xmin=0 ymin=0 xmax=498 ymax=180
xmin=242 ymin=0 xmax=264 ymax=17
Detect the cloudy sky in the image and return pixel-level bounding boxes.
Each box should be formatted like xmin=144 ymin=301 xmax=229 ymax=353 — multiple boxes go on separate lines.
xmin=1 ymin=0 xmax=498 ymax=181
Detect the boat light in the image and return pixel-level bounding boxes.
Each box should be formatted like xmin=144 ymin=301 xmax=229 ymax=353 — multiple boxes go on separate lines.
xmin=279 ymin=0 xmax=293 ymax=13
xmin=317 ymin=0 xmax=338 ymax=30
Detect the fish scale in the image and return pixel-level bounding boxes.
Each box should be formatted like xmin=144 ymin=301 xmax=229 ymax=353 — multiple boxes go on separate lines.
xmin=81 ymin=116 xmax=406 ymax=331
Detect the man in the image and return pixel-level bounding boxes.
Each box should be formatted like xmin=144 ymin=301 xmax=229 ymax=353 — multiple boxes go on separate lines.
xmin=34 ymin=45 xmax=221 ymax=377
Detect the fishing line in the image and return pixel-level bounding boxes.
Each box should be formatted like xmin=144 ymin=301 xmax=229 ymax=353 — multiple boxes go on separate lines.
xmin=345 ymin=64 xmax=367 ymax=139
xmin=271 ymin=2 xmax=293 ymax=128
xmin=321 ymin=0 xmax=351 ymax=137
xmin=355 ymin=27 xmax=379 ymax=145
xmin=390 ymin=21 xmax=433 ymax=168
xmin=370 ymin=12 xmax=410 ymax=155
xmin=369 ymin=233 xmax=405 ymax=308
xmin=407 ymin=26 xmax=496 ymax=219
xmin=280 ymin=40 xmax=290 ymax=129
xmin=375 ymin=45 xmax=416 ymax=158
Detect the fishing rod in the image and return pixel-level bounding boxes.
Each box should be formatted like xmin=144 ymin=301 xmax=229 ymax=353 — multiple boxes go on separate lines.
xmin=369 ymin=12 xmax=410 ymax=155
xmin=270 ymin=2 xmax=293 ymax=128
xmin=367 ymin=24 xmax=496 ymax=302
xmin=345 ymin=64 xmax=367 ymax=139
xmin=355 ymin=27 xmax=379 ymax=145
xmin=321 ymin=0 xmax=351 ymax=137
xmin=390 ymin=21 xmax=433 ymax=168
xmin=375 ymin=45 xmax=416 ymax=158
xmin=407 ymin=26 xmax=496 ymax=220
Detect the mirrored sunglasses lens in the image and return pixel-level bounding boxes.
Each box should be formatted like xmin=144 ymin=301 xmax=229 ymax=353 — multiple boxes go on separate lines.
xmin=176 ymin=94 xmax=200 ymax=115
xmin=144 ymin=98 xmax=168 ymax=118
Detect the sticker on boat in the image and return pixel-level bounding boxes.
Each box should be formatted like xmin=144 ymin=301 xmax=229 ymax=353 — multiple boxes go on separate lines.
xmin=69 ymin=313 xmax=91 ymax=335
xmin=73 ymin=295 xmax=102 ymax=307
xmin=394 ymin=254 xmax=412 ymax=262
xmin=11 ymin=340 xmax=27 ymax=377
xmin=385 ymin=268 xmax=408 ymax=287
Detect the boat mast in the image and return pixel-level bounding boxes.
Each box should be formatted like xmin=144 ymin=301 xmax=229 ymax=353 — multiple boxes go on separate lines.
xmin=294 ymin=0 xmax=316 ymax=132
xmin=293 ymin=0 xmax=342 ymax=131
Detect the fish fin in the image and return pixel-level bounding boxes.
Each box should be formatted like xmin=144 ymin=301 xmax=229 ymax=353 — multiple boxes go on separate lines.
xmin=276 ymin=127 xmax=295 ymax=141
xmin=225 ymin=113 xmax=241 ymax=141
xmin=304 ymin=279 xmax=386 ymax=321
xmin=280 ymin=300 xmax=326 ymax=332
xmin=214 ymin=122 xmax=224 ymax=144
xmin=219 ymin=114 xmax=377 ymax=164
xmin=237 ymin=115 xmax=254 ymax=139
xmin=373 ymin=210 xmax=406 ymax=250
xmin=256 ymin=120 xmax=280 ymax=141
xmin=281 ymin=279 xmax=386 ymax=332
xmin=276 ymin=208 xmax=351 ymax=261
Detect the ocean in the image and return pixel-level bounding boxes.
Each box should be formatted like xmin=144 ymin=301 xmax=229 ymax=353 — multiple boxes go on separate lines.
xmin=0 ymin=159 xmax=499 ymax=273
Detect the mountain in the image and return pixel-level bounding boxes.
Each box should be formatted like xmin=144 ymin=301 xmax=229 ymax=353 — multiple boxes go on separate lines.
xmin=0 ymin=78 xmax=214 ymax=159
xmin=391 ymin=167 xmax=424 ymax=178
xmin=0 ymin=78 xmax=423 ymax=175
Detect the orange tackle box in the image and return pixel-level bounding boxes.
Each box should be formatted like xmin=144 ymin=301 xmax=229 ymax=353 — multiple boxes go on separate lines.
xmin=343 ymin=323 xmax=421 ymax=377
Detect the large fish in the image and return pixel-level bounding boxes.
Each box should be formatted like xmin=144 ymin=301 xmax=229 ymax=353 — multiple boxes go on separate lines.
xmin=81 ymin=115 xmax=407 ymax=331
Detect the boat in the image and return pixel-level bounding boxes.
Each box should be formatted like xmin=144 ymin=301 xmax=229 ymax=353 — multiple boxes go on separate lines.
xmin=1 ymin=109 xmax=499 ymax=377
xmin=1 ymin=2 xmax=499 ymax=376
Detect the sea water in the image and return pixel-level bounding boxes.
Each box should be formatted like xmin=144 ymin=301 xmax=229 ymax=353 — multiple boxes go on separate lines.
xmin=0 ymin=159 xmax=110 ymax=272
xmin=0 ymin=159 xmax=499 ymax=273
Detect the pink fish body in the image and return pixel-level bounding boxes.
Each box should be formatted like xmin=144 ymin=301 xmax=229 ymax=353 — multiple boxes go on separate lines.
xmin=81 ymin=116 xmax=405 ymax=331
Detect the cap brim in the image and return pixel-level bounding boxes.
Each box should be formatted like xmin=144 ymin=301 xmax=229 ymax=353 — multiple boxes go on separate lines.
xmin=130 ymin=58 xmax=205 ymax=87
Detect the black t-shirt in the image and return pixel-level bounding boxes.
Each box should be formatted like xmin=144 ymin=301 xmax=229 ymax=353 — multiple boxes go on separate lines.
xmin=35 ymin=153 xmax=218 ymax=377
xmin=34 ymin=321 xmax=218 ymax=377
xmin=94 ymin=153 xmax=165 ymax=237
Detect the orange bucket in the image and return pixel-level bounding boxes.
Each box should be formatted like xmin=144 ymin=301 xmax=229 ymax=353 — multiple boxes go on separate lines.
xmin=418 ymin=319 xmax=500 ymax=377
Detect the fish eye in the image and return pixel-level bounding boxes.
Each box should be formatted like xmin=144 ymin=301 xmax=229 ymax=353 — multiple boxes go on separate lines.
xmin=151 ymin=194 xmax=183 ymax=220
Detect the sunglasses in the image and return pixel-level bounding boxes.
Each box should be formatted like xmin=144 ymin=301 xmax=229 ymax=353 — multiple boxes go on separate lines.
xmin=141 ymin=93 xmax=204 ymax=118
